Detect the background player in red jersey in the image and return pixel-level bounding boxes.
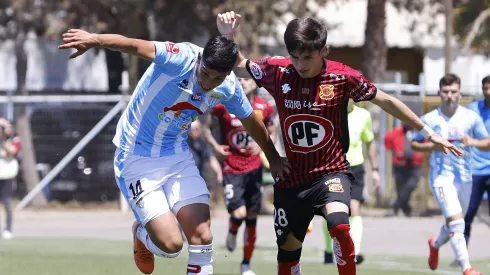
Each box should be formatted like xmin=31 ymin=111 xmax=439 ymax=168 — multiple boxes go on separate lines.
xmin=218 ymin=11 xmax=462 ymax=275
xmin=205 ymin=77 xmax=276 ymax=275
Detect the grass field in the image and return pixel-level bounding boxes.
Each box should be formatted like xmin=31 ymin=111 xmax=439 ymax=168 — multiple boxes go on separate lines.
xmin=0 ymin=238 xmax=488 ymax=275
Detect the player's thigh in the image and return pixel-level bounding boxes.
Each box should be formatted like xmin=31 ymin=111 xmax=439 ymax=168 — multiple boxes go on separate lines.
xmin=307 ymin=173 xmax=352 ymax=214
xmin=114 ymin=148 xmax=174 ymax=225
xmin=244 ymin=168 xmax=264 ymax=213
xmin=223 ymin=172 xmax=247 ymax=213
xmin=431 ymin=175 xmax=462 ymax=219
xmin=162 ymin=156 xmax=212 ymax=241
xmin=273 ymin=186 xmax=314 ymax=249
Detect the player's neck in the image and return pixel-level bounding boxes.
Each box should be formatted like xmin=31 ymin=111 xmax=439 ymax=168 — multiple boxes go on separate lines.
xmin=440 ymin=104 xmax=459 ymax=117
xmin=484 ymin=97 xmax=490 ymax=108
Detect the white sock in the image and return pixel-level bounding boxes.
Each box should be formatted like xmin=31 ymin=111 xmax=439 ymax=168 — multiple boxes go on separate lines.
xmin=349 ymin=216 xmax=363 ymax=255
xmin=448 ymin=219 xmax=471 ymax=272
xmin=434 ymin=224 xmax=450 ymax=248
xmin=136 ymin=224 xmax=181 ymax=258
xmin=187 ymin=243 xmax=213 ymax=274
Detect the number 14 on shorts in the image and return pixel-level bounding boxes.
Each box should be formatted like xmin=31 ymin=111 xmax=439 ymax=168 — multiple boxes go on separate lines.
xmin=129 ymin=180 xmax=143 ymax=199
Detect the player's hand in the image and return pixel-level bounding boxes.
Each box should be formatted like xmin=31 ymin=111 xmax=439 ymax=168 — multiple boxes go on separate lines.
xmin=461 ymin=135 xmax=476 ymax=147
xmin=213 ymin=144 xmax=230 ymax=161
xmin=270 ymin=156 xmax=291 ymax=183
xmin=371 ymin=169 xmax=380 ymax=189
xmin=245 ymin=142 xmax=261 ymax=156
xmin=429 ymin=133 xmax=464 ymax=156
xmin=58 ymin=29 xmax=100 ymax=59
xmin=217 ymin=11 xmax=241 ymax=36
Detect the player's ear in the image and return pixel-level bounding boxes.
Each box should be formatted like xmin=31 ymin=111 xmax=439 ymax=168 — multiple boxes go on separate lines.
xmin=320 ymin=45 xmax=327 ymax=57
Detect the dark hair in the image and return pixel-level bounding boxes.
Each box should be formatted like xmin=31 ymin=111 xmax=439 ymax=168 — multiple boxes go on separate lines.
xmin=482 ymin=75 xmax=490 ymax=86
xmin=439 ymin=73 xmax=461 ymax=88
xmin=202 ymin=36 xmax=238 ymax=73
xmin=284 ymin=18 xmax=327 ymax=54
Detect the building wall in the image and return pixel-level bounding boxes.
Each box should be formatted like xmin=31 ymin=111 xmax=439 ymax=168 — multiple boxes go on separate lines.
xmin=329 ymin=47 xmax=424 ymax=84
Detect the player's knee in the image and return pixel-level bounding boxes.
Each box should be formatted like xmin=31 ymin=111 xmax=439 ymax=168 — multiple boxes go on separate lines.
xmin=349 ymin=200 xmax=361 ymax=216
xmin=246 ymin=210 xmax=258 ymax=220
xmin=188 ymin=223 xmax=213 ymax=245
xmin=277 ymin=247 xmax=302 ymax=263
xmin=326 ymin=212 xmax=350 ymax=238
xmin=152 ymin=233 xmax=184 ymax=254
xmin=231 ymin=206 xmax=247 ymax=219
xmin=448 ymin=219 xmax=465 ymax=234
xmin=279 ymin=232 xmax=303 ymax=251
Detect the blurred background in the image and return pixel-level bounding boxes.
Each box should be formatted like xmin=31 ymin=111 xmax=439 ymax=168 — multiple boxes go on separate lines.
xmin=0 ymin=1 xmax=489 ymax=274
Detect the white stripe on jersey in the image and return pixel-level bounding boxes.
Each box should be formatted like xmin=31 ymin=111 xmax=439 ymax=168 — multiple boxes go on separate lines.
xmin=128 ymin=72 xmax=173 ymax=154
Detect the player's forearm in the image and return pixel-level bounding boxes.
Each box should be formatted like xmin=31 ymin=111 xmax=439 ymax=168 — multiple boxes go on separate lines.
xmin=371 ymin=91 xmax=425 ymax=132
xmin=471 ymin=138 xmax=490 ymax=151
xmin=241 ymin=113 xmax=280 ymax=161
xmin=95 ymin=34 xmax=156 ymax=61
xmin=204 ymin=128 xmax=220 ymax=149
xmin=411 ymin=140 xmax=434 ymax=152
xmin=209 ymin=156 xmax=222 ymax=175
xmin=367 ymin=140 xmax=379 ymax=169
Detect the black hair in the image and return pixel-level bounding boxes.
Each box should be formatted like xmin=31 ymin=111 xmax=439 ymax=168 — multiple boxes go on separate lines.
xmin=482 ymin=75 xmax=490 ymax=86
xmin=439 ymin=73 xmax=461 ymax=89
xmin=283 ymin=18 xmax=327 ymax=54
xmin=202 ymin=36 xmax=238 ymax=73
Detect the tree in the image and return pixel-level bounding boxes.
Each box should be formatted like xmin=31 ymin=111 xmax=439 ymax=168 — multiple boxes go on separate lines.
xmin=454 ymin=0 xmax=490 ymax=54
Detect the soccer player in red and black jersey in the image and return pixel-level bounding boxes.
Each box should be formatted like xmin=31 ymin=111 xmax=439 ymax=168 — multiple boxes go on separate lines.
xmin=205 ymin=77 xmax=276 ymax=275
xmin=217 ymin=11 xmax=463 ymax=275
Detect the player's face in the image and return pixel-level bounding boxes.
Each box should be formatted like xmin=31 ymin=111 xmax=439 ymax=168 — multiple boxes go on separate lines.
xmin=483 ymin=82 xmax=490 ymax=98
xmin=289 ymin=47 xmax=326 ymax=78
xmin=439 ymin=83 xmax=461 ymax=107
xmin=196 ymin=57 xmax=230 ymax=92
xmin=239 ymin=78 xmax=257 ymax=95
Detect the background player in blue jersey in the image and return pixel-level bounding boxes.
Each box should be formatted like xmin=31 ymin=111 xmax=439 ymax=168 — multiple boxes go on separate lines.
xmin=464 ymin=75 xmax=490 ymax=251
xmin=58 ymin=19 xmax=290 ymax=275
xmin=411 ymin=74 xmax=490 ymax=275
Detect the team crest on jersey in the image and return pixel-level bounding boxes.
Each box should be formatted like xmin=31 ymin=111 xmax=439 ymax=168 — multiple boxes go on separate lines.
xmin=192 ymin=92 xmax=202 ymax=101
xmin=165 ymin=42 xmax=180 ymax=54
xmin=319 ymin=84 xmax=335 ymax=100
xmin=283 ymin=114 xmax=334 ymax=153
xmin=207 ymin=93 xmax=222 ymax=106
xmin=249 ymin=61 xmax=263 ymax=80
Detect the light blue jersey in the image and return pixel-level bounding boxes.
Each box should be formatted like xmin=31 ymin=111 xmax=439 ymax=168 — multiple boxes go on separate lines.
xmin=467 ymin=100 xmax=490 ymax=175
xmin=413 ymin=106 xmax=489 ymax=184
xmin=113 ymin=41 xmax=253 ymax=157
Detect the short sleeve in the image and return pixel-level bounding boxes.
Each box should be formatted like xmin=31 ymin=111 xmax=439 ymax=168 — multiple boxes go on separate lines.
xmin=384 ymin=130 xmax=393 ymax=150
xmin=152 ymin=41 xmax=193 ymax=72
xmin=222 ymin=77 xmax=253 ymax=119
xmin=245 ymin=58 xmax=278 ymax=93
xmin=263 ymin=101 xmax=275 ymax=127
xmin=211 ymin=104 xmax=225 ymax=118
xmin=361 ymin=113 xmax=375 ymax=143
xmin=471 ymin=112 xmax=489 ymax=139
xmin=346 ymin=71 xmax=377 ymax=102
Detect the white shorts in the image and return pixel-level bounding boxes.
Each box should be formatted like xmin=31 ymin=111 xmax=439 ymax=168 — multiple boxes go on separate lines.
xmin=114 ymin=148 xmax=210 ymax=225
xmin=431 ymin=174 xmax=472 ymax=218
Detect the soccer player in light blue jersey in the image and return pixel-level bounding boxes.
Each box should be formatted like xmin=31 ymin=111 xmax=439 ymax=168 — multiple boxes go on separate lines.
xmin=465 ymin=75 xmax=490 ymax=250
xmin=411 ymin=74 xmax=490 ymax=275
xmin=58 ymin=16 xmax=290 ymax=275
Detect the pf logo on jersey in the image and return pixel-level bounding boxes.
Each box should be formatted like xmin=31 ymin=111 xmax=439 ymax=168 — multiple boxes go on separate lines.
xmin=227 ymin=129 xmax=253 ymax=149
xmin=284 ymin=114 xmax=334 ymax=153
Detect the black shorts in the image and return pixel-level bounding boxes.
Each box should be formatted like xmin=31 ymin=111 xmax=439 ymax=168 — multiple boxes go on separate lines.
xmin=223 ymin=168 xmax=263 ymax=213
xmin=273 ymin=172 xmax=353 ymax=246
xmin=350 ymin=165 xmax=365 ymax=202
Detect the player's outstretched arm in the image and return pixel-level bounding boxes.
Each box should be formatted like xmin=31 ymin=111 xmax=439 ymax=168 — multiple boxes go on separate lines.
xmin=58 ymin=29 xmax=156 ymax=61
xmin=411 ymin=139 xmax=437 ymax=152
xmin=217 ymin=11 xmax=253 ymax=78
xmin=240 ymin=112 xmax=291 ymax=182
xmin=371 ymin=90 xmax=463 ymax=156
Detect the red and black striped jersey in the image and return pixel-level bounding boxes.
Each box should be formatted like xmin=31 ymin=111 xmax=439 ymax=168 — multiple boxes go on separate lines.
xmin=211 ymin=96 xmax=274 ymax=174
xmin=246 ymin=56 xmax=377 ymax=188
